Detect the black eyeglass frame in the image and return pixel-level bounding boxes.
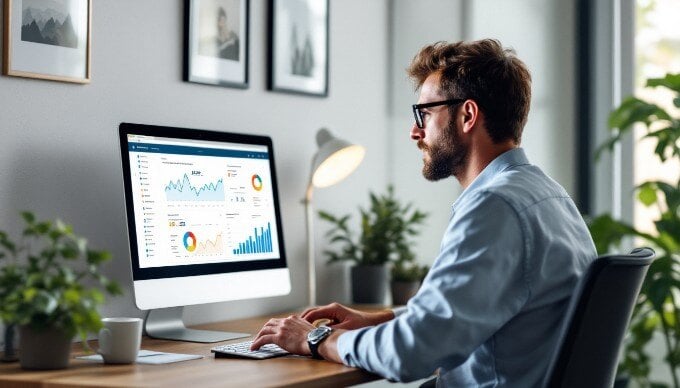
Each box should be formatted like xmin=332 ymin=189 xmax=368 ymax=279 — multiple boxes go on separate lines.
xmin=412 ymin=98 xmax=465 ymax=129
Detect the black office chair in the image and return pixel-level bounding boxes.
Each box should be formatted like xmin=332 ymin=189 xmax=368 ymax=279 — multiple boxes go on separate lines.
xmin=542 ymin=247 xmax=655 ymax=388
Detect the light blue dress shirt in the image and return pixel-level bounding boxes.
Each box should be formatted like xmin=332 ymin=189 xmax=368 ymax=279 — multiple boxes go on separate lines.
xmin=337 ymin=148 xmax=597 ymax=387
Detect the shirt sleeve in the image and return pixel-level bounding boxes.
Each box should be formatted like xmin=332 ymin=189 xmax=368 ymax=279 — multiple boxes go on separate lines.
xmin=392 ymin=306 xmax=408 ymax=317
xmin=336 ymin=191 xmax=529 ymax=382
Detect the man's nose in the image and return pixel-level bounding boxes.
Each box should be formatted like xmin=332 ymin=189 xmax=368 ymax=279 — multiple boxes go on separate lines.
xmin=411 ymin=123 xmax=424 ymax=141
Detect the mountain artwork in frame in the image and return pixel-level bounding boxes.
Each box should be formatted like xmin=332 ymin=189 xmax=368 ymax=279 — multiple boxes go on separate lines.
xmin=2 ymin=0 xmax=92 ymax=83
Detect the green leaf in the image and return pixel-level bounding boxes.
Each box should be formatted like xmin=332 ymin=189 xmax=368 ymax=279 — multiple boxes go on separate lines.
xmin=89 ymin=289 xmax=104 ymax=304
xmin=20 ymin=211 xmax=36 ymax=224
xmin=637 ymin=184 xmax=658 ymax=207
xmin=608 ymin=97 xmax=672 ymax=130
xmin=54 ymin=219 xmax=73 ymax=235
xmin=86 ymin=250 xmax=112 ymax=265
xmin=587 ymin=214 xmax=637 ymax=253
xmin=646 ymin=73 xmax=680 ymax=93
xmin=63 ymin=289 xmax=80 ymax=304
xmin=34 ymin=221 xmax=51 ymax=235
xmin=105 ymin=281 xmax=123 ymax=296
xmin=642 ymin=124 xmax=680 ymax=162
xmin=22 ymin=287 xmax=38 ymax=302
xmin=60 ymin=243 xmax=80 ymax=259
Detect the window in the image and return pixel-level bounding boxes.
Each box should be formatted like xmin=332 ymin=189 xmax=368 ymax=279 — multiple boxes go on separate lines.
xmin=633 ymin=0 xmax=680 ymax=233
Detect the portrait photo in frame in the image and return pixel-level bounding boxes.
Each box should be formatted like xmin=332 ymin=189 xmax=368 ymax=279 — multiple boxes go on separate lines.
xmin=268 ymin=0 xmax=328 ymax=97
xmin=184 ymin=0 xmax=249 ymax=88
xmin=2 ymin=0 xmax=91 ymax=84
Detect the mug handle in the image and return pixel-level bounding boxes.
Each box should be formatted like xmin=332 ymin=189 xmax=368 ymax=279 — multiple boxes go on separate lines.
xmin=97 ymin=327 xmax=111 ymax=356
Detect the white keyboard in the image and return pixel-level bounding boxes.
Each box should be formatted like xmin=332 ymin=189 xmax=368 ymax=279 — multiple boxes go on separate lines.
xmin=211 ymin=340 xmax=290 ymax=360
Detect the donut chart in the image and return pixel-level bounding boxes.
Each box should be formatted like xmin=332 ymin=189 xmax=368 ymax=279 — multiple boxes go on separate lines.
xmin=251 ymin=174 xmax=263 ymax=191
xmin=183 ymin=231 xmax=197 ymax=252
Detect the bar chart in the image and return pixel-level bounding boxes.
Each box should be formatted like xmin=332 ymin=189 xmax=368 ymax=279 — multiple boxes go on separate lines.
xmin=233 ymin=223 xmax=273 ymax=255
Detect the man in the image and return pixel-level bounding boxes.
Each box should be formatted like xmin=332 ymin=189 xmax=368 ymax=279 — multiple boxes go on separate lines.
xmin=251 ymin=39 xmax=597 ymax=387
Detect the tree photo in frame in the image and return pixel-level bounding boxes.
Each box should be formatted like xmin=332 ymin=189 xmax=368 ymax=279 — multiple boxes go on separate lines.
xmin=2 ymin=0 xmax=91 ymax=83
xmin=184 ymin=0 xmax=249 ymax=88
xmin=268 ymin=0 xmax=328 ymax=97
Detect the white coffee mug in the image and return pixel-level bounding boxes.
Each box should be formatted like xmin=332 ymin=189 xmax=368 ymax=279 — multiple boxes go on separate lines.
xmin=98 ymin=317 xmax=142 ymax=364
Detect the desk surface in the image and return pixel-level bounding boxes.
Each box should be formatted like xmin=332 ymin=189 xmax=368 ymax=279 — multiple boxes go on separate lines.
xmin=0 ymin=312 xmax=381 ymax=388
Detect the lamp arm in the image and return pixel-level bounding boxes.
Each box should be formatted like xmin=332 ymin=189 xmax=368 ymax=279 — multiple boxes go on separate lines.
xmin=304 ymin=181 xmax=317 ymax=307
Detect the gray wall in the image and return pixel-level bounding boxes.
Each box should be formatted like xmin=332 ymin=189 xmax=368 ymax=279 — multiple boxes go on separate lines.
xmin=0 ymin=0 xmax=390 ymax=326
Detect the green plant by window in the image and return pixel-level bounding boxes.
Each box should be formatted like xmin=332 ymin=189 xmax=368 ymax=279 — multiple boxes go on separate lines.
xmin=590 ymin=73 xmax=680 ymax=388
xmin=318 ymin=185 xmax=428 ymax=266
xmin=0 ymin=212 xmax=122 ymax=347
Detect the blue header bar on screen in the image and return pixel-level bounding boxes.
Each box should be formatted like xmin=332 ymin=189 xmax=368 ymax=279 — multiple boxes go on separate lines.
xmin=129 ymin=143 xmax=269 ymax=159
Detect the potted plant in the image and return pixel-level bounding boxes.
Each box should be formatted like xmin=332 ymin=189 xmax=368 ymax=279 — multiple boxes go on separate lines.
xmin=589 ymin=73 xmax=680 ymax=387
xmin=319 ymin=185 xmax=428 ymax=304
xmin=0 ymin=212 xmax=121 ymax=370
xmin=390 ymin=258 xmax=429 ymax=306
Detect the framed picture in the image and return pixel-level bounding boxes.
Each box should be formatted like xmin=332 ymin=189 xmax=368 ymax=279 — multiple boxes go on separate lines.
xmin=184 ymin=0 xmax=249 ymax=88
xmin=2 ymin=0 xmax=91 ymax=83
xmin=268 ymin=0 xmax=329 ymax=97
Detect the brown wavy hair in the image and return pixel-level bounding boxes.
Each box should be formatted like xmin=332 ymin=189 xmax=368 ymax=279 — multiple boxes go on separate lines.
xmin=407 ymin=39 xmax=531 ymax=144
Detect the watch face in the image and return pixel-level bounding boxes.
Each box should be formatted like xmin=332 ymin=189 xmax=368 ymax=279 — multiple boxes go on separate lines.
xmin=308 ymin=326 xmax=332 ymax=344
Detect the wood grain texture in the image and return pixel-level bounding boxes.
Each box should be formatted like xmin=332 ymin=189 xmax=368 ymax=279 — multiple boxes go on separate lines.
xmin=0 ymin=311 xmax=384 ymax=387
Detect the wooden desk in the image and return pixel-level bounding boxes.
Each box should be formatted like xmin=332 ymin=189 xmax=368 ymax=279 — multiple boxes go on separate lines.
xmin=0 ymin=313 xmax=381 ymax=387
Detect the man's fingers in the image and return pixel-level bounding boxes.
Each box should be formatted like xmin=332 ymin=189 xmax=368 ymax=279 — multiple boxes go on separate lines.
xmin=250 ymin=334 xmax=274 ymax=350
xmin=254 ymin=324 xmax=276 ymax=339
xmin=302 ymin=307 xmax=336 ymax=322
xmin=263 ymin=318 xmax=281 ymax=327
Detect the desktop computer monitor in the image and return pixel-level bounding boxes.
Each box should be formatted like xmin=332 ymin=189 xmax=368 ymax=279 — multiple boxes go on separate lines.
xmin=119 ymin=122 xmax=291 ymax=342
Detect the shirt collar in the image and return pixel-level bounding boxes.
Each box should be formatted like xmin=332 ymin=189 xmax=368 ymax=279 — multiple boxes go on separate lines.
xmin=452 ymin=147 xmax=530 ymax=212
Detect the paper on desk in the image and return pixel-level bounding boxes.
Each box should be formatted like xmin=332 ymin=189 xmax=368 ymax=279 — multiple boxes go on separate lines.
xmin=76 ymin=349 xmax=203 ymax=364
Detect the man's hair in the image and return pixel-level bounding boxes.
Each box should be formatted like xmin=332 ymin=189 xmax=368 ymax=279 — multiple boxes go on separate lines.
xmin=407 ymin=39 xmax=531 ymax=144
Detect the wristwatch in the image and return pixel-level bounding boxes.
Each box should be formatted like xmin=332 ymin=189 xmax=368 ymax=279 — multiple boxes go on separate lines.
xmin=307 ymin=326 xmax=333 ymax=359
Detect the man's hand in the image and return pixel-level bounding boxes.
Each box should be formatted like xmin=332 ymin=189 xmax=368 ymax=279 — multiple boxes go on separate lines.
xmin=301 ymin=303 xmax=395 ymax=330
xmin=250 ymin=315 xmax=315 ymax=355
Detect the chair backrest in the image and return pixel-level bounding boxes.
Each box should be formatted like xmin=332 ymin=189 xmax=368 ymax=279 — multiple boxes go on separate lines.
xmin=542 ymin=247 xmax=655 ymax=388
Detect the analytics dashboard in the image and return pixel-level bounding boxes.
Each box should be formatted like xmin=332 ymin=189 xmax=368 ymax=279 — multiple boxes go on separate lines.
xmin=126 ymin=135 xmax=281 ymax=268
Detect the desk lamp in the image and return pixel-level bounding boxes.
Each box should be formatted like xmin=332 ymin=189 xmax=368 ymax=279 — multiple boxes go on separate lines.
xmin=304 ymin=128 xmax=365 ymax=306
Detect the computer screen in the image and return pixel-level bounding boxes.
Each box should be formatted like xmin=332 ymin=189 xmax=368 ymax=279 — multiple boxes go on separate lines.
xmin=119 ymin=122 xmax=291 ymax=342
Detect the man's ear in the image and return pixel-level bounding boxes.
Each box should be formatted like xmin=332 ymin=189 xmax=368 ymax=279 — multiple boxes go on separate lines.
xmin=461 ymin=100 xmax=480 ymax=134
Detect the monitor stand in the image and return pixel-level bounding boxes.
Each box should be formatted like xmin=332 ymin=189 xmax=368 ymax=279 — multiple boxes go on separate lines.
xmin=145 ymin=307 xmax=249 ymax=343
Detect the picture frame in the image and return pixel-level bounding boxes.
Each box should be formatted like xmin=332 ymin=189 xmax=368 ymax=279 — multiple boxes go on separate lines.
xmin=2 ymin=0 xmax=92 ymax=84
xmin=268 ymin=0 xmax=329 ymax=97
xmin=184 ymin=0 xmax=249 ymax=88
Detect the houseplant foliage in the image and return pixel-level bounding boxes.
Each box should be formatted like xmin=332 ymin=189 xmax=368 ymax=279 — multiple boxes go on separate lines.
xmin=319 ymin=185 xmax=428 ymax=266
xmin=0 ymin=211 xmax=122 ymax=367
xmin=319 ymin=185 xmax=428 ymax=303
xmin=589 ymin=73 xmax=680 ymax=387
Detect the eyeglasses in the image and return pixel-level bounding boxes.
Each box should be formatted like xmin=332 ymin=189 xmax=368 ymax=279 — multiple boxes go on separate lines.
xmin=412 ymin=99 xmax=465 ymax=129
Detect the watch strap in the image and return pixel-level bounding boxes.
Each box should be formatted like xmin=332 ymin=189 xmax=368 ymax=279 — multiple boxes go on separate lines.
xmin=308 ymin=326 xmax=332 ymax=359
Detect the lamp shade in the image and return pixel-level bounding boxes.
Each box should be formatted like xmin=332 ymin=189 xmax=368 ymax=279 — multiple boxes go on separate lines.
xmin=311 ymin=128 xmax=365 ymax=188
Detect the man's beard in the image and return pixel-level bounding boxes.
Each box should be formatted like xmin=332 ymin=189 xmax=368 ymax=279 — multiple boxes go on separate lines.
xmin=418 ymin=120 xmax=469 ymax=181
